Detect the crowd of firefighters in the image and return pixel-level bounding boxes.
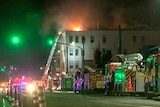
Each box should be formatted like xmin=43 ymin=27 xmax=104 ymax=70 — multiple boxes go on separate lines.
xmin=73 ymin=72 xmax=122 ymax=96
xmin=72 ymin=70 xmax=114 ymax=95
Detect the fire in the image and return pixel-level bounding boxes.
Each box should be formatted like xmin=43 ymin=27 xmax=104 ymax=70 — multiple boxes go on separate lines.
xmin=73 ymin=27 xmax=82 ymax=31
xmin=67 ymin=22 xmax=83 ymax=31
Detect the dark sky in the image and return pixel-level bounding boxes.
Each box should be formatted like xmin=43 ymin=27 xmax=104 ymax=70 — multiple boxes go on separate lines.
xmin=0 ymin=0 xmax=48 ymax=79
xmin=0 ymin=0 xmax=160 ymax=79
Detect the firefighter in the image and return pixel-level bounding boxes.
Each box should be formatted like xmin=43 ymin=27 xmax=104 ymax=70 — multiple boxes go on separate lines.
xmin=73 ymin=76 xmax=78 ymax=93
xmin=77 ymin=75 xmax=83 ymax=93
xmin=104 ymin=76 xmax=109 ymax=95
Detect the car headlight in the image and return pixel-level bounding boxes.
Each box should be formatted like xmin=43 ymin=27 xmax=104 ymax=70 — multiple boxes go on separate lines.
xmin=26 ymin=83 xmax=35 ymax=94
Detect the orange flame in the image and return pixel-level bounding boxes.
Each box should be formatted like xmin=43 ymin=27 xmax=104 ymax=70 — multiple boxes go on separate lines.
xmin=73 ymin=27 xmax=82 ymax=31
xmin=67 ymin=22 xmax=83 ymax=31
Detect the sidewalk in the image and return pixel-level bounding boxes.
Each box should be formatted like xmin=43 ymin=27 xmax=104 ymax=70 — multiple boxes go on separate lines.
xmin=121 ymin=92 xmax=146 ymax=97
xmin=153 ymin=96 xmax=160 ymax=101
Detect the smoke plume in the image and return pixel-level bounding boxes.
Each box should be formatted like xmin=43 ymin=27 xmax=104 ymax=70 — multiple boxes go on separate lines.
xmin=41 ymin=0 xmax=160 ymax=35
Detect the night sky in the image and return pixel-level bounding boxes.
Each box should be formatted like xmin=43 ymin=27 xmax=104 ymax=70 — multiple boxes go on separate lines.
xmin=0 ymin=0 xmax=48 ymax=79
xmin=0 ymin=0 xmax=160 ymax=80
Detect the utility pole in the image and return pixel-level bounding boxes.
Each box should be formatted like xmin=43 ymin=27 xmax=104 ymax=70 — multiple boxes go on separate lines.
xmin=118 ymin=24 xmax=122 ymax=54
xmin=82 ymin=36 xmax=85 ymax=68
xmin=66 ymin=46 xmax=68 ymax=74
xmin=118 ymin=25 xmax=122 ymax=61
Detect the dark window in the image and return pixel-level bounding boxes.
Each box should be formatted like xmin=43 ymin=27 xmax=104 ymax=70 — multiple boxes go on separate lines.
xmin=75 ymin=61 xmax=79 ymax=68
xmin=75 ymin=49 xmax=79 ymax=56
xmin=91 ymin=35 xmax=94 ymax=43
xmin=141 ymin=36 xmax=145 ymax=43
xmin=123 ymin=48 xmax=127 ymax=54
xmin=82 ymin=36 xmax=85 ymax=43
xmin=103 ymin=36 xmax=107 ymax=43
xmin=69 ymin=48 xmax=73 ymax=56
xmin=133 ymin=35 xmax=137 ymax=42
xmin=75 ymin=36 xmax=79 ymax=43
xmin=69 ymin=35 xmax=73 ymax=43
xmin=69 ymin=61 xmax=73 ymax=68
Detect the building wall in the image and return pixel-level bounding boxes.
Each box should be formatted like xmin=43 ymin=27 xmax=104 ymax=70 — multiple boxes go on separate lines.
xmin=61 ymin=30 xmax=119 ymax=73
xmin=121 ymin=30 xmax=160 ymax=54
xmin=60 ymin=29 xmax=160 ymax=73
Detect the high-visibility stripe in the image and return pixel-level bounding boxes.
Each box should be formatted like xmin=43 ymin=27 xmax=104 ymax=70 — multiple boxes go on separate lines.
xmin=125 ymin=70 xmax=136 ymax=91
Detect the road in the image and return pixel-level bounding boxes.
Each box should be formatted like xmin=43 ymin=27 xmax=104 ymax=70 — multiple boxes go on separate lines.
xmin=45 ymin=91 xmax=160 ymax=107
xmin=1 ymin=91 xmax=160 ymax=107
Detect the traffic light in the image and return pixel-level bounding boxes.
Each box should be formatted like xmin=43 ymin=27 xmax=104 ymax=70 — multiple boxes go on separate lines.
xmin=0 ymin=67 xmax=5 ymax=72
xmin=47 ymin=38 xmax=54 ymax=46
xmin=48 ymin=39 xmax=54 ymax=45
xmin=11 ymin=36 xmax=20 ymax=44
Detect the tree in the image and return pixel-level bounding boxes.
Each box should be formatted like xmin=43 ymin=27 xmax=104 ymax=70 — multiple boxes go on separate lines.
xmin=94 ymin=48 xmax=112 ymax=68
xmin=94 ymin=48 xmax=102 ymax=68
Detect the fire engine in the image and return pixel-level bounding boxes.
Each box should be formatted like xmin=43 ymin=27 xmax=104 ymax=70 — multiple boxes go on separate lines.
xmin=105 ymin=53 xmax=144 ymax=94
xmin=144 ymin=53 xmax=160 ymax=98
xmin=9 ymin=76 xmax=35 ymax=95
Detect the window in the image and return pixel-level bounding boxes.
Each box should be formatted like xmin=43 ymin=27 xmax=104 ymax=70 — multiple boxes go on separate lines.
xmin=69 ymin=48 xmax=73 ymax=56
xmin=103 ymin=36 xmax=107 ymax=43
xmin=75 ymin=36 xmax=79 ymax=43
xmin=141 ymin=36 xmax=145 ymax=43
xmin=123 ymin=48 xmax=127 ymax=54
xmin=69 ymin=61 xmax=73 ymax=68
xmin=82 ymin=36 xmax=85 ymax=43
xmin=75 ymin=61 xmax=79 ymax=68
xmin=75 ymin=49 xmax=79 ymax=56
xmin=91 ymin=35 xmax=94 ymax=43
xmin=69 ymin=35 xmax=73 ymax=43
xmin=133 ymin=35 xmax=137 ymax=42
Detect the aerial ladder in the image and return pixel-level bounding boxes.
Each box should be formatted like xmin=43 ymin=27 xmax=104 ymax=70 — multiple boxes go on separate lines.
xmin=42 ymin=32 xmax=63 ymax=88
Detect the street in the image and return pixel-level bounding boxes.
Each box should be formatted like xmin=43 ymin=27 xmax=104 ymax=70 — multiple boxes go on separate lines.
xmin=1 ymin=91 xmax=160 ymax=107
xmin=45 ymin=91 xmax=160 ymax=107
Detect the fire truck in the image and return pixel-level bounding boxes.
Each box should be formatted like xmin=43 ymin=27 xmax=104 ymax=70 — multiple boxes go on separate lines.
xmin=118 ymin=53 xmax=144 ymax=93
xmin=105 ymin=62 xmax=121 ymax=80
xmin=82 ymin=66 xmax=104 ymax=91
xmin=144 ymin=53 xmax=160 ymax=98
xmin=9 ymin=76 xmax=35 ymax=95
xmin=105 ymin=53 xmax=144 ymax=94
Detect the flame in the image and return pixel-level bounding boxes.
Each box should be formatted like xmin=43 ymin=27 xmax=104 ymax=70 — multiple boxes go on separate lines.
xmin=67 ymin=22 xmax=83 ymax=31
xmin=73 ymin=27 xmax=82 ymax=31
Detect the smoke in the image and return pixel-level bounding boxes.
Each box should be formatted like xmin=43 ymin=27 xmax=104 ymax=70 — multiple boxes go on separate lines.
xmin=41 ymin=0 xmax=105 ymax=34
xmin=41 ymin=0 xmax=160 ymax=35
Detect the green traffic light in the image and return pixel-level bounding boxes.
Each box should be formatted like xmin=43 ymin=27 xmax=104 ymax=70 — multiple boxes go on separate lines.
xmin=47 ymin=38 xmax=54 ymax=46
xmin=48 ymin=39 xmax=53 ymax=45
xmin=11 ymin=36 xmax=20 ymax=44
xmin=0 ymin=67 xmax=5 ymax=72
